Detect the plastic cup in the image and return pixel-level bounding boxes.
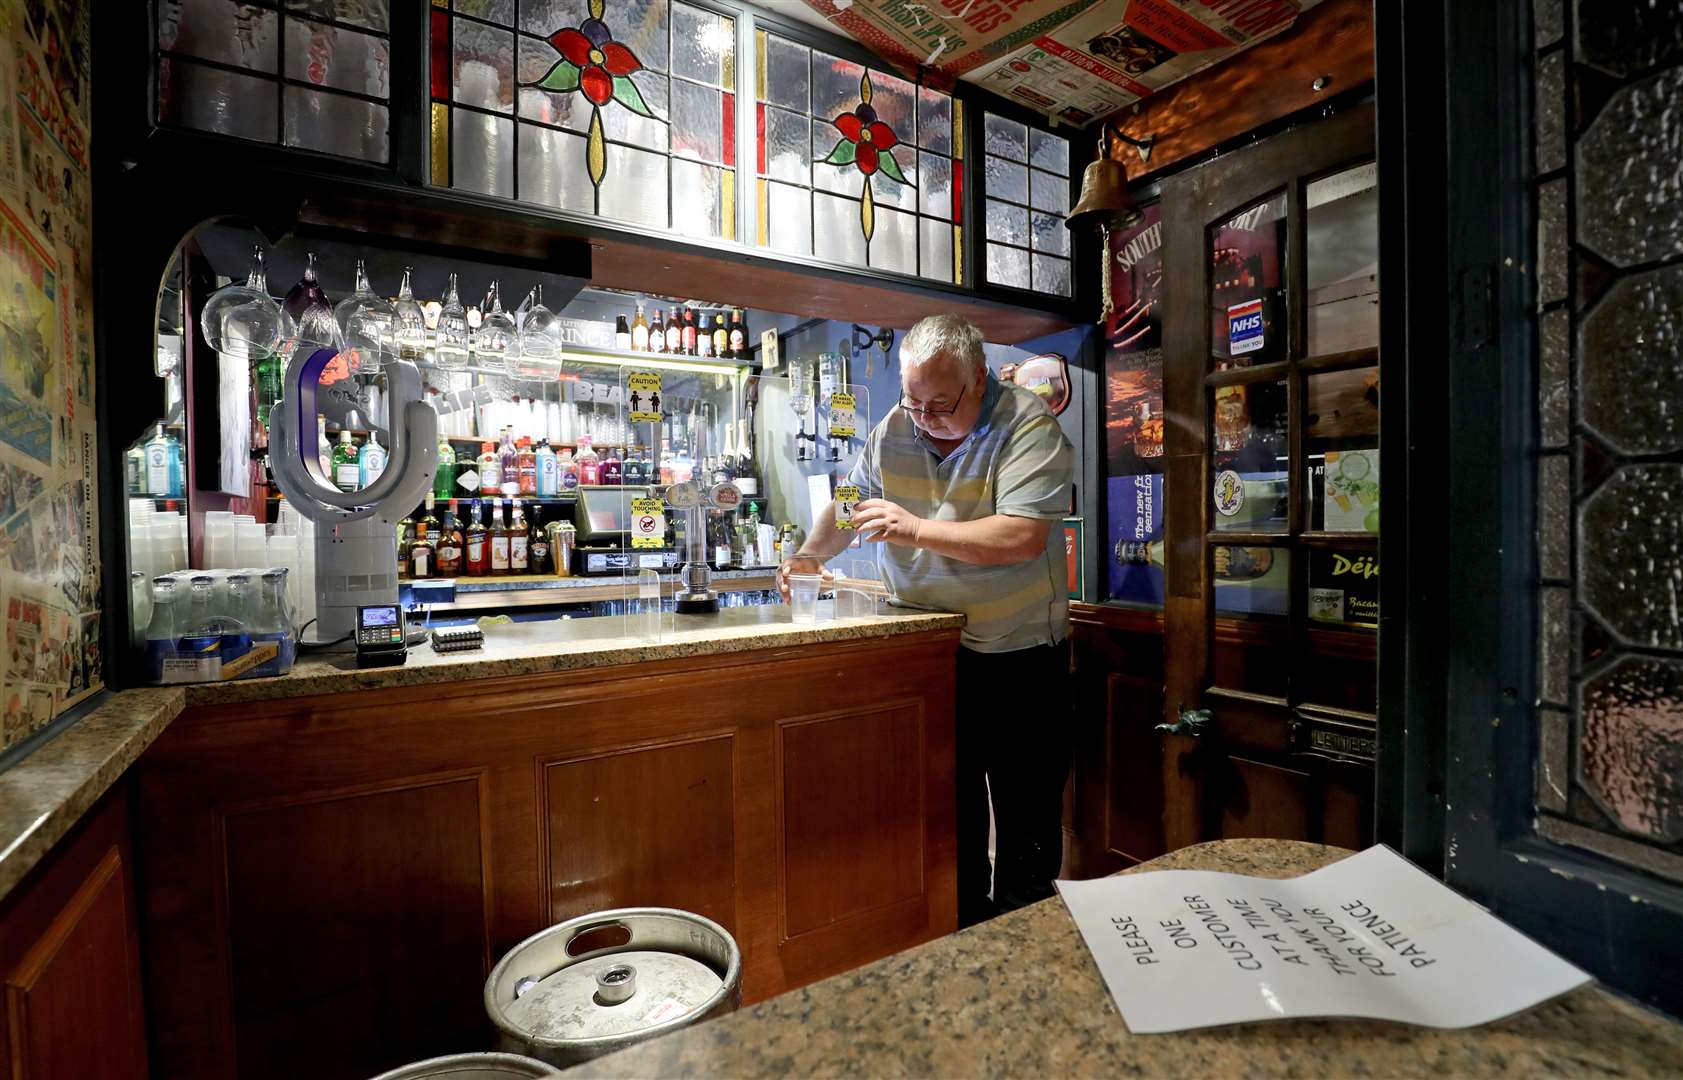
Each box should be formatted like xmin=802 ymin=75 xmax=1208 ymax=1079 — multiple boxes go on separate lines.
xmin=788 ymin=573 xmax=821 ymax=623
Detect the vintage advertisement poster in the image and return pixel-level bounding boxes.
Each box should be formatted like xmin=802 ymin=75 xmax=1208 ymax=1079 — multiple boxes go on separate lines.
xmin=971 ymin=0 xmax=1326 ymax=124
xmin=0 ymin=0 xmax=98 ymax=748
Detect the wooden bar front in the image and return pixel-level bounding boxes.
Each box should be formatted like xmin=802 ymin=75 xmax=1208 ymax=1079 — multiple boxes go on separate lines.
xmin=132 ymin=628 xmax=960 ymax=1080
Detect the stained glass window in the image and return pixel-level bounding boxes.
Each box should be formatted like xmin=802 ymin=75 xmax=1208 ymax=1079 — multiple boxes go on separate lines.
xmin=982 ymin=112 xmax=1069 ymax=297
xmin=431 ymin=0 xmax=737 ymax=240
xmin=155 ymin=0 xmax=393 ymax=163
xmin=754 ymin=32 xmax=962 ymax=285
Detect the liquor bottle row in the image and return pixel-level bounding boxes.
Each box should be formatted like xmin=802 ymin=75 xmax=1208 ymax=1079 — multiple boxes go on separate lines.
xmin=617 ymin=303 xmax=750 ymax=358
xmin=399 ymin=494 xmax=565 ymax=579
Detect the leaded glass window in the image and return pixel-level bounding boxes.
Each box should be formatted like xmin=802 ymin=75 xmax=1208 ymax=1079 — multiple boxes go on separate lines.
xmin=430 ymin=0 xmax=738 ymax=240
xmin=754 ymin=31 xmax=962 ymax=285
xmin=156 ymin=0 xmax=393 ymax=163
xmin=982 ymin=112 xmax=1069 ymax=297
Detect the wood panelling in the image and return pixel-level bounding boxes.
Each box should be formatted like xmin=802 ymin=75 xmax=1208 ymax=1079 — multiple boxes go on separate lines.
xmin=778 ymin=705 xmax=924 ymax=940
xmin=1214 ymin=757 xmax=1314 ymax=842
xmin=0 ymin=786 xmax=147 ymax=1080
xmin=135 ymin=629 xmax=960 ymax=1079
xmin=1106 ymin=0 xmax=1375 ymax=182
xmin=221 ymin=777 xmax=490 ymax=1080
xmin=544 ymin=736 xmax=736 ymax=930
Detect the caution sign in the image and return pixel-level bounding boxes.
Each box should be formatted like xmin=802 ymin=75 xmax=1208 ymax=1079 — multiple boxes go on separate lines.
xmin=631 ymin=497 xmax=666 ymax=549
xmin=835 ymin=485 xmax=861 ymax=530
xmin=830 ymin=392 xmax=857 ymax=438
xmin=628 ymin=371 xmax=663 ymax=423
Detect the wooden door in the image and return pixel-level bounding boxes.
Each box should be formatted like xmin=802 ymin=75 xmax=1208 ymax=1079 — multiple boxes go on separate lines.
xmin=1158 ymin=103 xmax=1379 ymax=851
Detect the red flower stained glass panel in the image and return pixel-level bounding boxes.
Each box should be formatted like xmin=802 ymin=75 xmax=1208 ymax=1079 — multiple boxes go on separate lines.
xmin=430 ymin=9 xmax=449 ymax=101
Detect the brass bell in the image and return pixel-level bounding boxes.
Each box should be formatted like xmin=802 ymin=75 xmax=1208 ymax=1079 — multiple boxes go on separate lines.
xmin=1065 ymin=123 xmax=1152 ymax=232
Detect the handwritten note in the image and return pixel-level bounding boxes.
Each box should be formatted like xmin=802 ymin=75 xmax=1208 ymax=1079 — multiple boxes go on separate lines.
xmin=1057 ymin=846 xmax=1590 ymax=1033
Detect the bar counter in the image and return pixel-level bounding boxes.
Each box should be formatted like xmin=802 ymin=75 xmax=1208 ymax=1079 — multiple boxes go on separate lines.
xmin=0 ymin=604 xmax=961 ymax=904
xmin=572 ymin=839 xmax=1683 ymax=1079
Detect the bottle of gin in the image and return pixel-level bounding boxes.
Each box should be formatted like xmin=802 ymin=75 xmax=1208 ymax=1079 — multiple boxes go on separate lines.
xmin=331 ymin=430 xmax=360 ymax=492
xmin=359 ymin=430 xmax=388 ymax=488
xmin=434 ymin=436 xmax=457 ymax=498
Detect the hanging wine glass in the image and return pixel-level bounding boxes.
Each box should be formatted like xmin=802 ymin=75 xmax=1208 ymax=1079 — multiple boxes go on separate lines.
xmin=200 ymin=245 xmax=289 ymax=360
xmin=474 ymin=281 xmax=518 ymax=372
xmin=434 ymin=272 xmax=470 ymax=369
xmin=282 ymin=251 xmax=344 ymax=362
xmin=392 ymin=267 xmax=429 ymax=364
xmin=333 ymin=259 xmax=395 ymax=372
xmin=515 ymin=283 xmax=564 ymax=382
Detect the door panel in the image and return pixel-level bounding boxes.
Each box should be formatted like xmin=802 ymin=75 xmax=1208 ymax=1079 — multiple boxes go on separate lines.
xmin=1159 ymin=103 xmax=1378 ymax=853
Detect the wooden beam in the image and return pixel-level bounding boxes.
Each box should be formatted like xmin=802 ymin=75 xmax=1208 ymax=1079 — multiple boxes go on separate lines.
xmin=1104 ymin=0 xmax=1376 ymax=183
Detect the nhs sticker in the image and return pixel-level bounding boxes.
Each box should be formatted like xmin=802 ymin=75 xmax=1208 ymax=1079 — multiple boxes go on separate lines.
xmin=1228 ymin=299 xmax=1265 ymax=356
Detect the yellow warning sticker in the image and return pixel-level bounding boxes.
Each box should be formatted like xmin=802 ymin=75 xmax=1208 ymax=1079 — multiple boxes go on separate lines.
xmin=629 ymin=371 xmax=663 ymax=423
xmin=835 ymin=485 xmax=861 ymax=530
xmin=630 ymin=497 xmax=666 ymax=549
xmin=830 ymin=392 xmax=857 ymax=438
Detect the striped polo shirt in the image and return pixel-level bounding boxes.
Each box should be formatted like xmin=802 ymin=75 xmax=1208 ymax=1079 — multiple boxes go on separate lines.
xmin=847 ymin=373 xmax=1075 ymax=653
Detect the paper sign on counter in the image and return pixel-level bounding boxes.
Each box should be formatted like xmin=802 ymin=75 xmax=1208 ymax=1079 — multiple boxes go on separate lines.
xmin=1056 ymin=845 xmax=1589 ymax=1034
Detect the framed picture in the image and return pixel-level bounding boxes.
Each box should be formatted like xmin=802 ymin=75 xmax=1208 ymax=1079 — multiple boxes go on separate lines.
xmin=1062 ymin=517 xmax=1084 ymax=599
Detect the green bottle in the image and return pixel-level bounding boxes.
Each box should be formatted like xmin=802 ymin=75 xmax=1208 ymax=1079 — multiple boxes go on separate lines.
xmin=435 ymin=437 xmax=457 ymax=497
xmin=330 ymin=429 xmax=359 ymax=492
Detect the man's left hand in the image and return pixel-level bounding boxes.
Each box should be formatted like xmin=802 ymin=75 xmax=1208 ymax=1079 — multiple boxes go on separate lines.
xmin=851 ymin=499 xmax=923 ymax=547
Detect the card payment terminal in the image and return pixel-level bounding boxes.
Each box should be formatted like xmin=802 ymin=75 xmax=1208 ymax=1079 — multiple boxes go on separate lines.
xmin=355 ymin=604 xmax=408 ymax=668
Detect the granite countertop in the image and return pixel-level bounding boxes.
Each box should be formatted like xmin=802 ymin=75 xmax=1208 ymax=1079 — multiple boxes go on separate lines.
xmin=181 ymin=603 xmax=963 ymax=705
xmin=571 ymin=839 xmax=1683 ymax=1079
xmin=0 ymin=604 xmax=960 ymax=906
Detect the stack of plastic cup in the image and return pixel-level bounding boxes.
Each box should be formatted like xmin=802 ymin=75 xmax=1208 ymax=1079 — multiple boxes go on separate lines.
xmin=788 ymin=573 xmax=822 ymax=624
xmin=203 ymin=511 xmax=234 ymax=569
xmin=234 ymin=520 xmax=268 ymax=568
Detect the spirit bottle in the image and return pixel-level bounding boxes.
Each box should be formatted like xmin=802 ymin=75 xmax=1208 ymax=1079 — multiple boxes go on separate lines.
xmin=434 ymin=437 xmax=457 ymax=497
xmin=649 ymin=308 xmax=666 ymax=354
xmin=410 ymin=511 xmax=434 ymax=579
xmin=631 ymin=303 xmax=649 ymax=352
xmin=557 ymin=446 xmax=580 ymax=493
xmin=509 ymin=499 xmax=530 ymax=573
xmin=143 ymin=423 xmax=179 ymax=497
xmin=499 ymin=427 xmax=519 ymax=497
xmin=331 ymin=430 xmax=360 ymax=492
xmin=576 ymin=436 xmax=601 ymax=485
xmin=536 ymin=441 xmax=558 ymax=496
xmin=615 ymin=314 xmax=631 ymax=350
xmin=465 ymin=499 xmax=489 ymax=576
xmin=681 ymin=309 xmax=697 ymax=355
xmin=529 ymin=507 xmax=551 ymax=575
xmin=359 ymin=430 xmax=387 ymax=488
xmin=517 ymin=437 xmax=538 ymax=495
xmin=602 ymin=446 xmax=623 ymax=486
xmin=478 ymin=441 xmax=500 ymax=495
xmin=665 ymin=307 xmax=682 ymax=354
xmin=490 ymin=498 xmax=511 ymax=575
xmin=397 ymin=512 xmax=413 ymax=578
xmin=436 ymin=500 xmax=463 ymax=576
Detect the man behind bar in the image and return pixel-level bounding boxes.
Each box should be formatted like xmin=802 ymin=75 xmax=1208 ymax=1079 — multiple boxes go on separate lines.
xmin=779 ymin=314 xmax=1076 ymax=926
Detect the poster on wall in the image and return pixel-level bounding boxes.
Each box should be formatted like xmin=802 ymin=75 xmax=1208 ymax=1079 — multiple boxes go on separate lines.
xmin=971 ymin=0 xmax=1327 ymax=125
xmin=1102 ymin=205 xmax=1164 ymax=604
xmin=0 ymin=0 xmax=98 ymax=747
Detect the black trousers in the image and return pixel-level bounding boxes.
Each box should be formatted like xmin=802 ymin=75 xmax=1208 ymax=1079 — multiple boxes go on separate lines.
xmin=955 ymin=641 xmax=1072 ymax=927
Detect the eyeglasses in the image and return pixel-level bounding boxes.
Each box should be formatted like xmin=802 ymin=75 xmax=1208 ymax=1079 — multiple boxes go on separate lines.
xmin=897 ymin=384 xmax=966 ymax=417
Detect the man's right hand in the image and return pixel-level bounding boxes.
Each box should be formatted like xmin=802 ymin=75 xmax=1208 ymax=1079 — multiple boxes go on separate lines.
xmin=777 ymin=556 xmax=831 ymax=601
